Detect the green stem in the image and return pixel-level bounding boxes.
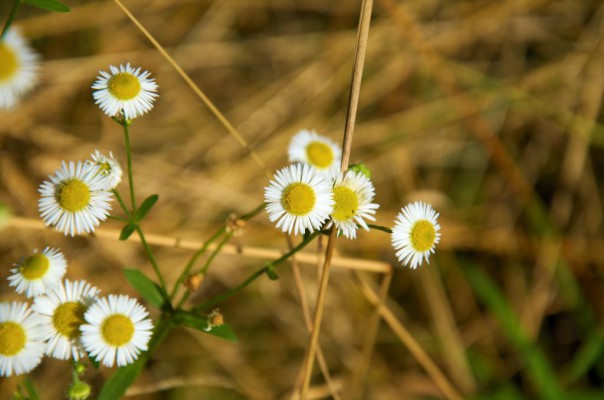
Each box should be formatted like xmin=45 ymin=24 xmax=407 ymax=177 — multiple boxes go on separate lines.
xmin=111 ymin=190 xmax=132 ymax=219
xmin=169 ymin=226 xmax=225 ymax=300
xmin=134 ymin=224 xmax=170 ymax=305
xmin=120 ymin=119 xmax=137 ymax=214
xmin=169 ymin=203 xmax=265 ymax=301
xmin=1 ymin=0 xmax=20 ymax=40
xmin=176 ymin=232 xmax=233 ymax=309
xmin=367 ymin=223 xmax=392 ymax=234
xmin=193 ymin=231 xmax=320 ymax=312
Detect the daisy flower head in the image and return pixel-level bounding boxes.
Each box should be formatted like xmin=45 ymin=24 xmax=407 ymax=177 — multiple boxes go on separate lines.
xmin=87 ymin=149 xmax=123 ymax=190
xmin=329 ymin=169 xmax=379 ymax=239
xmin=38 ymin=160 xmax=113 ymax=236
xmin=32 ymin=280 xmax=100 ymax=360
xmin=391 ymin=201 xmax=441 ymax=269
xmin=92 ymin=63 xmax=158 ymax=120
xmin=0 ymin=28 xmax=39 ymax=110
xmin=80 ymin=294 xmax=153 ymax=368
xmin=0 ymin=302 xmax=45 ymax=377
xmin=288 ymin=129 xmax=342 ymax=173
xmin=264 ymin=163 xmax=334 ymax=235
xmin=8 ymin=247 xmax=67 ymax=298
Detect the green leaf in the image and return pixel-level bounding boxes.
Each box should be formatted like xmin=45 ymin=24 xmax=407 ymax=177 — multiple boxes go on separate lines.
xmin=136 ymin=194 xmax=158 ymax=221
xmin=123 ymin=268 xmax=165 ymax=309
xmin=22 ymin=377 xmax=39 ymax=400
xmin=175 ymin=311 xmax=237 ymax=343
xmin=23 ymin=0 xmax=70 ymax=12
xmin=463 ymin=262 xmax=563 ymax=400
xmin=97 ymin=361 xmax=144 ymax=400
xmin=119 ymin=223 xmax=136 ymax=241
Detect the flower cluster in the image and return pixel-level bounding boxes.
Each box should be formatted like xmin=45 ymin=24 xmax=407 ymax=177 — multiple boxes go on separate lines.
xmin=265 ymin=129 xmax=441 ymax=268
xmin=38 ymin=150 xmax=122 ymax=237
xmin=0 ymin=247 xmax=153 ymax=377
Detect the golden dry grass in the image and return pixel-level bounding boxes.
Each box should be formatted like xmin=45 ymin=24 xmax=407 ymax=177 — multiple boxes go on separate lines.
xmin=2 ymin=0 xmax=604 ymax=399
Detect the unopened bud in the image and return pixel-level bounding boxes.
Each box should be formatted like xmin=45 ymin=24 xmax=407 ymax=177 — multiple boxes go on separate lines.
xmin=226 ymin=213 xmax=246 ymax=237
xmin=67 ymin=381 xmax=91 ymax=400
xmin=204 ymin=309 xmax=224 ymax=331
xmin=74 ymin=362 xmax=87 ymax=376
xmin=183 ymin=273 xmax=204 ymax=292
xmin=348 ymin=163 xmax=371 ymax=179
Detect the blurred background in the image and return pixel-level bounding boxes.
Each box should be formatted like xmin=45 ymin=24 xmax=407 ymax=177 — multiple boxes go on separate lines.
xmin=1 ymin=0 xmax=604 ymax=398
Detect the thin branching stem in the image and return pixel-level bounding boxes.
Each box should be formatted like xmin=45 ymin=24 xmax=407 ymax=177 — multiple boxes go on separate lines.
xmin=367 ymin=223 xmax=392 ymax=234
xmin=193 ymin=231 xmax=320 ymax=312
xmin=175 ymin=232 xmax=233 ymax=309
xmin=169 ymin=203 xmax=265 ymax=301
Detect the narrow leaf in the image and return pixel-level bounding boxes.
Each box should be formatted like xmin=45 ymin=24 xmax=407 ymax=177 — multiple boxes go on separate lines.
xmin=97 ymin=361 xmax=143 ymax=400
xmin=23 ymin=0 xmax=70 ymax=12
xmin=22 ymin=377 xmax=40 ymax=400
xmin=175 ymin=311 xmax=237 ymax=343
xmin=136 ymin=194 xmax=159 ymax=221
xmin=464 ymin=262 xmax=563 ymax=400
xmin=119 ymin=223 xmax=136 ymax=241
xmin=123 ymin=268 xmax=164 ymax=309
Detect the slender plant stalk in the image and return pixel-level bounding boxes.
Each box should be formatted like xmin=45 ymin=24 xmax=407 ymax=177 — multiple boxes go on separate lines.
xmin=354 ymin=272 xmax=463 ymax=400
xmin=113 ymin=120 xmax=169 ymax=303
xmin=134 ymin=225 xmax=169 ymax=302
xmin=110 ymin=0 xmax=270 ymax=178
xmin=120 ymin=120 xmax=138 ymax=213
xmin=169 ymin=203 xmax=265 ymax=300
xmin=367 ymin=223 xmax=392 ymax=234
xmin=348 ymin=272 xmax=393 ymax=398
xmin=112 ymin=190 xmax=133 ymax=220
xmin=288 ymin=235 xmax=342 ymax=400
xmin=169 ymin=226 xmax=226 ymax=300
xmin=300 ymin=0 xmax=374 ymax=397
xmin=175 ymin=232 xmax=234 ymax=309
xmin=193 ymin=231 xmax=320 ymax=312
xmin=1 ymin=0 xmax=20 ymax=39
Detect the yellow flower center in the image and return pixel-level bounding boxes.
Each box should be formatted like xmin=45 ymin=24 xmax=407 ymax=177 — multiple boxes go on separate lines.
xmin=101 ymin=314 xmax=134 ymax=346
xmin=98 ymin=162 xmax=111 ymax=174
xmin=0 ymin=42 xmax=19 ymax=82
xmin=53 ymin=302 xmax=87 ymax=340
xmin=20 ymin=253 xmax=50 ymax=280
xmin=306 ymin=141 xmax=334 ymax=169
xmin=108 ymin=73 xmax=141 ymax=100
xmin=56 ymin=179 xmax=91 ymax=212
xmin=410 ymin=220 xmax=436 ymax=252
xmin=281 ymin=183 xmax=316 ymax=216
xmin=0 ymin=322 xmax=26 ymax=356
xmin=332 ymin=186 xmax=358 ymax=221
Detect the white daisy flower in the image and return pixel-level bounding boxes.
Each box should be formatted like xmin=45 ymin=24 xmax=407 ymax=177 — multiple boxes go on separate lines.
xmin=391 ymin=201 xmax=441 ymax=269
xmin=329 ymin=170 xmax=379 ymax=239
xmin=264 ymin=163 xmax=334 ymax=236
xmin=92 ymin=63 xmax=158 ymax=120
xmin=8 ymin=247 xmax=67 ymax=298
xmin=288 ymin=129 xmax=342 ymax=173
xmin=0 ymin=302 xmax=45 ymax=377
xmin=32 ymin=280 xmax=100 ymax=360
xmin=87 ymin=149 xmax=123 ymax=190
xmin=38 ymin=160 xmax=113 ymax=237
xmin=0 ymin=28 xmax=39 ymax=110
xmin=80 ymin=295 xmax=153 ymax=368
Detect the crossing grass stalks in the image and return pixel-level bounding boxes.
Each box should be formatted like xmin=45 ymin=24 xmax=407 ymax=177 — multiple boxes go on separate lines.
xmin=2 ymin=0 xmax=604 ymax=398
